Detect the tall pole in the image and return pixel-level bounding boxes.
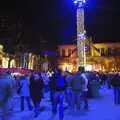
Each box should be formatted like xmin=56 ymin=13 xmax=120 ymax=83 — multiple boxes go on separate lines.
xmin=73 ymin=0 xmax=86 ymax=67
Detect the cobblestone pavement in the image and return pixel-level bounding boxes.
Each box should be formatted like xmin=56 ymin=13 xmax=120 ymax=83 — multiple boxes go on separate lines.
xmin=1 ymin=87 xmax=120 ymax=120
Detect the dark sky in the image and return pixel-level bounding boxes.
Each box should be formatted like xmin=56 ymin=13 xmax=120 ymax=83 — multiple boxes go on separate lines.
xmin=0 ymin=0 xmax=120 ymax=51
xmin=85 ymin=0 xmax=120 ymax=43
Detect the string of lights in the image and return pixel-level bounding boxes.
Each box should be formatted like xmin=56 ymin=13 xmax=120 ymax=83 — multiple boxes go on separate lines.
xmin=73 ymin=0 xmax=86 ymax=67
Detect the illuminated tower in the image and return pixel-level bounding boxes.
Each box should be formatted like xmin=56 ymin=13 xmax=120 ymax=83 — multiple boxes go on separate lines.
xmin=73 ymin=0 xmax=86 ymax=67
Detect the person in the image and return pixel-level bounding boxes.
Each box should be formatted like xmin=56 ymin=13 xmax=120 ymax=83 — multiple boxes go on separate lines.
xmin=6 ymin=71 xmax=16 ymax=111
xmin=111 ymin=73 xmax=120 ymax=104
xmin=29 ymin=73 xmax=44 ymax=118
xmin=107 ymin=74 xmax=112 ymax=89
xmin=91 ymin=73 xmax=101 ymax=98
xmin=49 ymin=68 xmax=67 ymax=120
xmin=41 ymin=71 xmax=50 ymax=92
xmin=64 ymin=71 xmax=73 ymax=109
xmin=0 ymin=72 xmax=12 ymax=120
xmin=19 ymin=75 xmax=32 ymax=111
xmin=71 ymin=66 xmax=89 ymax=111
xmin=80 ymin=68 xmax=89 ymax=110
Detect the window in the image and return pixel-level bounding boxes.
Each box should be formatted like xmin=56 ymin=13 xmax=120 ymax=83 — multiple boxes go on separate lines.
xmin=107 ymin=48 xmax=112 ymax=56
xmin=68 ymin=49 xmax=72 ymax=57
xmin=101 ymin=48 xmax=105 ymax=56
xmin=62 ymin=49 xmax=65 ymax=57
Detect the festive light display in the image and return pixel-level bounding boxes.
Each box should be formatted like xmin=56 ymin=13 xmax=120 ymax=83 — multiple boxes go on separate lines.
xmin=73 ymin=0 xmax=86 ymax=67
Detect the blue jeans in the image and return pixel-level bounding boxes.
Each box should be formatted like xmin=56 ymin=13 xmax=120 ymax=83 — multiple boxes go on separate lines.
xmin=72 ymin=90 xmax=81 ymax=110
xmin=20 ymin=96 xmax=32 ymax=111
xmin=52 ymin=91 xmax=64 ymax=120
xmin=81 ymin=91 xmax=89 ymax=109
xmin=114 ymin=87 xmax=120 ymax=104
xmin=33 ymin=101 xmax=40 ymax=117
xmin=65 ymin=88 xmax=72 ymax=108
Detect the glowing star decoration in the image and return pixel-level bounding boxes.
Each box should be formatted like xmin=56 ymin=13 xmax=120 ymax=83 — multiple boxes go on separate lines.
xmin=73 ymin=0 xmax=86 ymax=7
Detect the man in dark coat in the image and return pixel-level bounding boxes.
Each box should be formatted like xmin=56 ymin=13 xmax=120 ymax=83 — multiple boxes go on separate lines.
xmin=111 ymin=73 xmax=120 ymax=104
xmin=49 ymin=68 xmax=67 ymax=120
xmin=29 ymin=73 xmax=44 ymax=118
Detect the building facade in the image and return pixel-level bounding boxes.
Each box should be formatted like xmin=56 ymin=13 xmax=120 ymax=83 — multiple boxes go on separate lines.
xmin=58 ymin=42 xmax=120 ymax=72
xmin=0 ymin=44 xmax=41 ymax=70
xmin=58 ymin=44 xmax=78 ymax=72
xmin=91 ymin=43 xmax=120 ymax=72
xmin=0 ymin=44 xmax=15 ymax=68
xmin=15 ymin=52 xmax=41 ymax=70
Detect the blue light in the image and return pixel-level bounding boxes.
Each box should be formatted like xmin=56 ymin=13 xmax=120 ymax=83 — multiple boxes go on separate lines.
xmin=73 ymin=0 xmax=86 ymax=4
xmin=73 ymin=1 xmax=78 ymax=4
xmin=73 ymin=0 xmax=86 ymax=7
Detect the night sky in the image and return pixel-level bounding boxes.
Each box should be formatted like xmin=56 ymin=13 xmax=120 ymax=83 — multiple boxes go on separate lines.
xmin=0 ymin=0 xmax=120 ymax=52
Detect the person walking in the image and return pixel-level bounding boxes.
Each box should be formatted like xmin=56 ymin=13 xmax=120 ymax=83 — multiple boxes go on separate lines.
xmin=111 ymin=73 xmax=120 ymax=104
xmin=0 ymin=72 xmax=12 ymax=120
xmin=64 ymin=71 xmax=73 ymax=109
xmin=71 ymin=66 xmax=89 ymax=111
xmin=19 ymin=75 xmax=32 ymax=111
xmin=80 ymin=68 xmax=89 ymax=110
xmin=49 ymin=68 xmax=67 ymax=120
xmin=29 ymin=73 xmax=44 ymax=118
xmin=6 ymin=71 xmax=16 ymax=111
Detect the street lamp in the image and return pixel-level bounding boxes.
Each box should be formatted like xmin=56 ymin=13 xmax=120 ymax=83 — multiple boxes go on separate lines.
xmin=73 ymin=0 xmax=86 ymax=67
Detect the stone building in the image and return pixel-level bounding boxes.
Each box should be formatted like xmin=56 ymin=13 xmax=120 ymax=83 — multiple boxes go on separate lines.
xmin=58 ymin=42 xmax=120 ymax=72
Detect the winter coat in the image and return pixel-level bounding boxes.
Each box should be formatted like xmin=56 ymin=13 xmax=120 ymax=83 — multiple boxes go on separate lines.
xmin=71 ymin=72 xmax=85 ymax=91
xmin=111 ymin=74 xmax=120 ymax=87
xmin=29 ymin=75 xmax=44 ymax=102
xmin=19 ymin=78 xmax=30 ymax=97
xmin=49 ymin=73 xmax=67 ymax=91
xmin=0 ymin=76 xmax=12 ymax=107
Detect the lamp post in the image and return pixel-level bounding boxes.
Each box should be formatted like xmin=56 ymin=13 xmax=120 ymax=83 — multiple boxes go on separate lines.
xmin=73 ymin=0 xmax=86 ymax=67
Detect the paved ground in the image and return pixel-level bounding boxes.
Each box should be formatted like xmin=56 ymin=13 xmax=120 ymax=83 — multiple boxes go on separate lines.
xmin=1 ymin=86 xmax=120 ymax=120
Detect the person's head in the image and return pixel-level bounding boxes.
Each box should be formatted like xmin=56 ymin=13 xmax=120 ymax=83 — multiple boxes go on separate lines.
xmin=78 ymin=66 xmax=85 ymax=73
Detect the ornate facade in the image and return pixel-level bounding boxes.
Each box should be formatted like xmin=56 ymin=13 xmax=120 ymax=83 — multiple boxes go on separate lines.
xmin=58 ymin=44 xmax=78 ymax=72
xmin=58 ymin=42 xmax=120 ymax=72
xmin=91 ymin=43 xmax=120 ymax=72
xmin=15 ymin=52 xmax=41 ymax=70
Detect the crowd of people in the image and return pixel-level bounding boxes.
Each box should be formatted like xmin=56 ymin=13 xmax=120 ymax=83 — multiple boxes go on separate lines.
xmin=0 ymin=67 xmax=120 ymax=120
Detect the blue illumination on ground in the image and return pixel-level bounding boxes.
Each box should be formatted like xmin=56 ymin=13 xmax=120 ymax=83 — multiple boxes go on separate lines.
xmin=5 ymin=87 xmax=120 ymax=120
